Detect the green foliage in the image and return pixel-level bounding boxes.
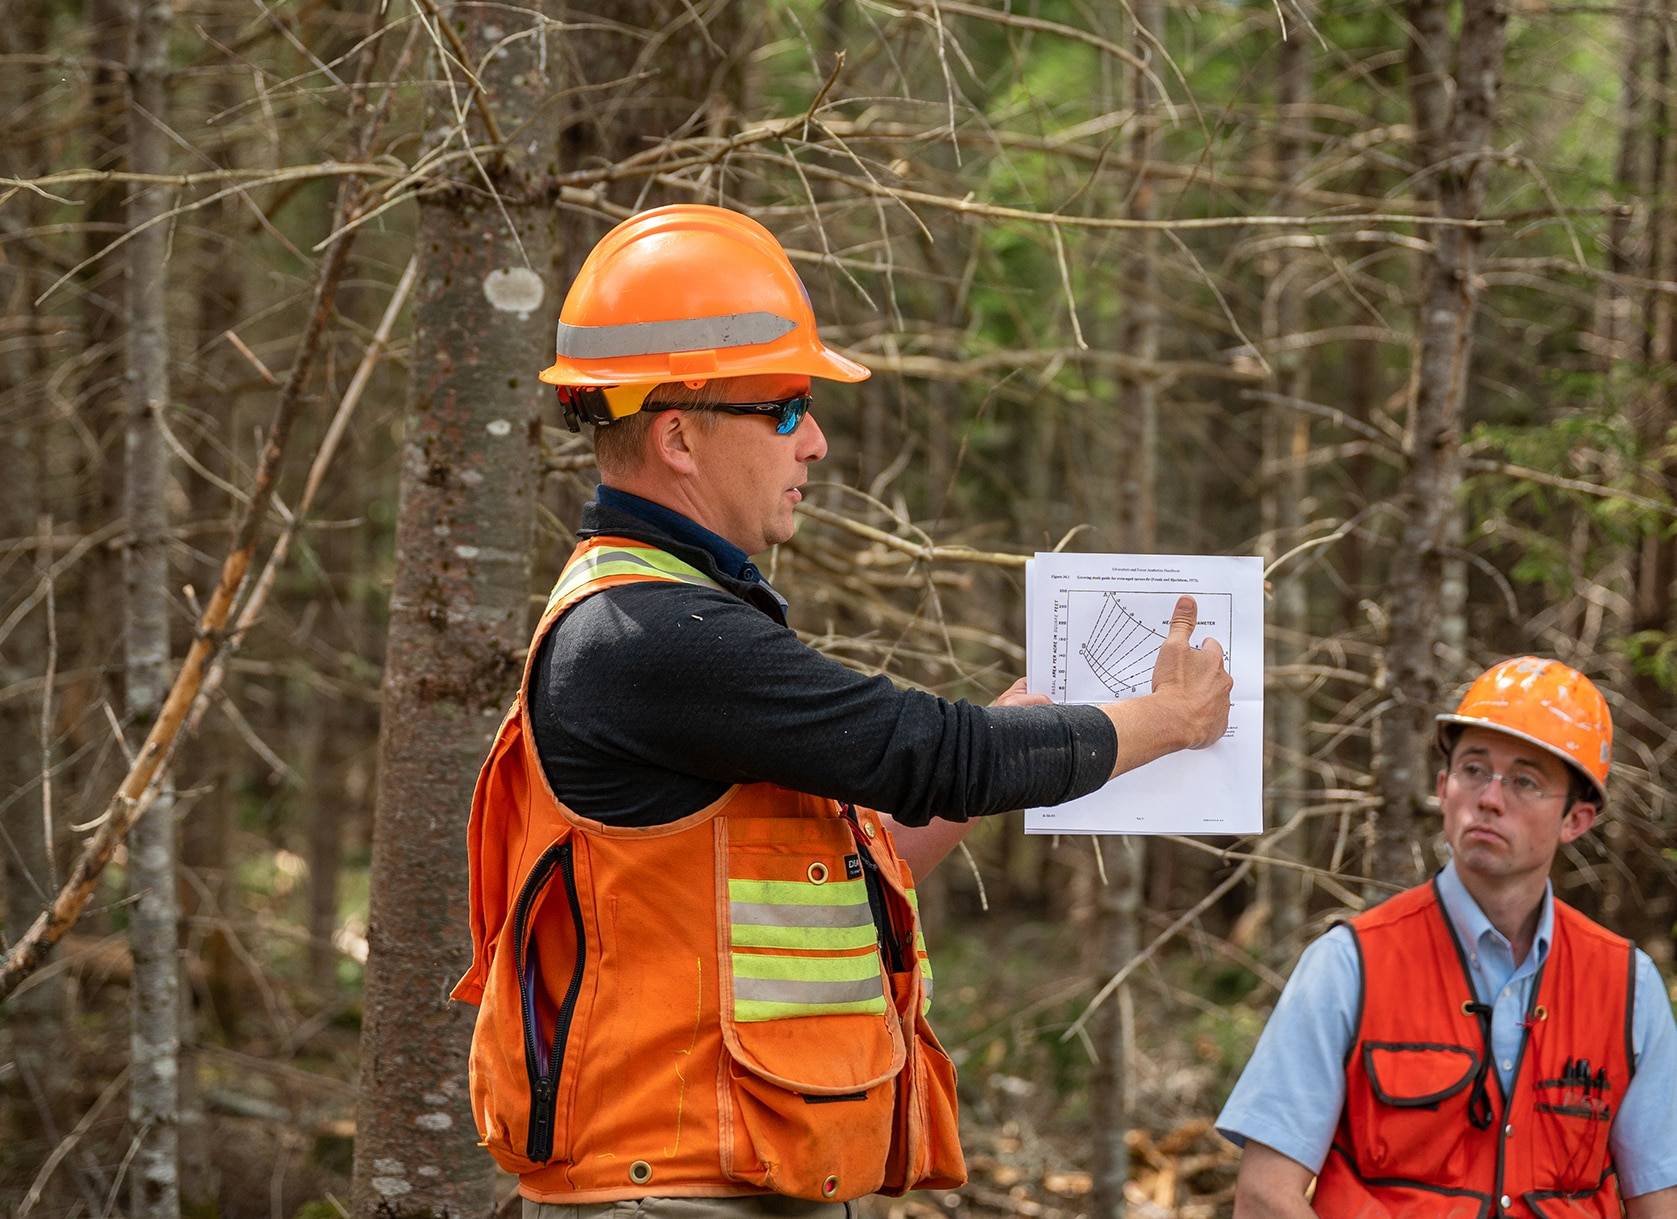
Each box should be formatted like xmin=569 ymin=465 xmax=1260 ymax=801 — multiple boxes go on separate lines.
xmin=1615 ymin=630 xmax=1677 ymax=695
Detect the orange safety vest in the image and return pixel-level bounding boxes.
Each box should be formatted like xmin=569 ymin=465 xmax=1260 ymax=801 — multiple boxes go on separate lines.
xmin=1313 ymin=878 xmax=1636 ymax=1219
xmin=451 ymin=536 xmax=965 ymax=1205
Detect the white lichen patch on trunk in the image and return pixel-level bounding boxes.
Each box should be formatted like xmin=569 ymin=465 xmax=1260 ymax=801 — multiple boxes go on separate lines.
xmin=482 ymin=268 xmax=544 ymax=319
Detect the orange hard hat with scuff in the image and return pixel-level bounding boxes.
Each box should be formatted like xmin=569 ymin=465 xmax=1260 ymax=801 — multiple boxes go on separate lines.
xmin=1435 ymin=656 xmax=1611 ymax=805
xmin=539 ymin=204 xmax=868 ymax=422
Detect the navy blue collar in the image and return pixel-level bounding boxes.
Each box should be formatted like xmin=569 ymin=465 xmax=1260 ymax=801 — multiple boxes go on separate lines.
xmin=592 ymin=486 xmax=763 ymax=585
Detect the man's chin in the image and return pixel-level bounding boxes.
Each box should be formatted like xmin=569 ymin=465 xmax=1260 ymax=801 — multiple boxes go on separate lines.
xmin=766 ymin=516 xmax=797 ymax=549
xmin=1454 ymin=842 xmax=1516 ymax=876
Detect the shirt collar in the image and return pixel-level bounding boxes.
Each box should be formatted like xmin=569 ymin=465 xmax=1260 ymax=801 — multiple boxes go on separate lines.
xmin=577 ymin=487 xmax=787 ymax=623
xmin=595 ymin=486 xmax=755 ymax=580
xmin=1436 ymin=857 xmax=1554 ymax=970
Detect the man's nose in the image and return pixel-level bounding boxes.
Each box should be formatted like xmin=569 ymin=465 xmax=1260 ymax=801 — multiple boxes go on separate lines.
xmin=799 ymin=411 xmax=828 ymax=463
xmin=1477 ymin=774 xmax=1507 ymax=811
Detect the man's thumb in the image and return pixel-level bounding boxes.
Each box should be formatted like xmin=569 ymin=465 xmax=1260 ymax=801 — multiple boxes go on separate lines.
xmin=1167 ymin=595 xmax=1198 ymax=645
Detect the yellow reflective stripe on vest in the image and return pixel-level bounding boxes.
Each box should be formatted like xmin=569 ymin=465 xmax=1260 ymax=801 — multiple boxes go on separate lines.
xmin=906 ymin=885 xmax=934 ymax=1014
xmin=729 ymin=877 xmax=869 ymax=908
xmin=727 ymin=876 xmax=888 ymax=1018
xmin=730 ymin=923 xmax=879 ymax=951
xmin=544 ymin=546 xmax=720 ymax=614
xmin=731 ymin=953 xmax=887 ymax=1022
xmin=728 ymin=877 xmax=877 ymax=951
xmin=732 ymin=951 xmax=882 ymax=983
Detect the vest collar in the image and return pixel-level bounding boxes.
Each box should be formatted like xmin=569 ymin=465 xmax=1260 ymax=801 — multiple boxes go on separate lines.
xmin=576 ymin=491 xmax=789 ymax=624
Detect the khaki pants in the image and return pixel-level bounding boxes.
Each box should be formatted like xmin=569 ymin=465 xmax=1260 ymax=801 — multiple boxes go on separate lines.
xmin=523 ymin=1197 xmax=854 ymax=1218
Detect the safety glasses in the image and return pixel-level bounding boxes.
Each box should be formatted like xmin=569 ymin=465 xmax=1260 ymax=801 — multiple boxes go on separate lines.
xmin=556 ymin=386 xmax=813 ymax=435
xmin=645 ymin=394 xmax=813 ymax=435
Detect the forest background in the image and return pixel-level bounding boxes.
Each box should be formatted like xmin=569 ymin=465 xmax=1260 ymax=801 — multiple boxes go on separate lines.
xmin=2 ymin=0 xmax=1675 ymax=1216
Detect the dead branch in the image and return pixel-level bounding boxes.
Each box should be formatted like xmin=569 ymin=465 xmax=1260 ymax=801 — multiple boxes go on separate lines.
xmin=0 ymin=27 xmax=390 ymax=1006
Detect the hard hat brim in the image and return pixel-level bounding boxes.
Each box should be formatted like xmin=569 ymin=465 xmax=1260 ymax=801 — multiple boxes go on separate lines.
xmin=1433 ymin=713 xmax=1608 ymax=807
xmin=538 ymin=342 xmax=871 ymax=387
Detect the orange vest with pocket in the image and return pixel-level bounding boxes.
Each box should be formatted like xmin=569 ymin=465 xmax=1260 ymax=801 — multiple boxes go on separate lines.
xmin=451 ymin=536 xmax=965 ymax=1205
xmin=1313 ymin=878 xmax=1635 ymax=1219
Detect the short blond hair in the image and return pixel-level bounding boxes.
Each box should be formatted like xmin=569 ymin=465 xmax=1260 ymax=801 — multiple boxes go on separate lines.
xmin=592 ymin=379 xmax=733 ymax=476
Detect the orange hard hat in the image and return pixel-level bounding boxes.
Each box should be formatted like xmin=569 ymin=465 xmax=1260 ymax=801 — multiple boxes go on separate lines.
xmin=539 ymin=204 xmax=868 ymax=424
xmin=1435 ymin=656 xmax=1611 ymax=805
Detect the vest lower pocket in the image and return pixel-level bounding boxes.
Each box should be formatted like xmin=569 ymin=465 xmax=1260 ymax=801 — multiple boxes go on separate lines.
xmin=1524 ymin=1187 xmax=1622 ymax=1219
xmin=466 ymin=837 xmax=587 ymax=1175
xmin=719 ymin=1052 xmax=894 ymax=1200
xmin=1314 ymin=1149 xmax=1490 ymax=1219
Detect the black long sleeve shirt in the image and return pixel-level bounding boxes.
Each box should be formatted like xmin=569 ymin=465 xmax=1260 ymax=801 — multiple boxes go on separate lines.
xmin=529 ymin=490 xmax=1118 ymax=827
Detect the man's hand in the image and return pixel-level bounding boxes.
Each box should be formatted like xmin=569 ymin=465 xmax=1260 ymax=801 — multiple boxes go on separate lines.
xmin=992 ymin=677 xmax=1051 ymax=709
xmin=1100 ymin=594 xmax=1234 ymax=780
xmin=1149 ymin=594 xmax=1233 ymax=749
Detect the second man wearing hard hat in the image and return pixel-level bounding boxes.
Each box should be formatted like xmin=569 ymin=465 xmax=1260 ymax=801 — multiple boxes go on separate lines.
xmin=1220 ymin=658 xmax=1677 ymax=1218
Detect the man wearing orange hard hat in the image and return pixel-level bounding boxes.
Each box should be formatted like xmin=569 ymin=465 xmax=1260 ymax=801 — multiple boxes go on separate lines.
xmin=1221 ymin=657 xmax=1677 ymax=1218
xmin=449 ymin=203 xmax=1234 ymax=1217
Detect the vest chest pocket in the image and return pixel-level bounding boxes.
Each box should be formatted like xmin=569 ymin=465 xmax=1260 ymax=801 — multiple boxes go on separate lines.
xmin=716 ymin=817 xmax=905 ymax=1200
xmin=1531 ymin=1076 xmax=1614 ymax=1194
xmin=1355 ymin=1042 xmax=1481 ymax=1179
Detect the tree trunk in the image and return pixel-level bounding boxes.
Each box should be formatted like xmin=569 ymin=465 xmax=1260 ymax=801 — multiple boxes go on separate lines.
xmin=1372 ymin=0 xmax=1508 ymax=888
xmin=1092 ymin=7 xmax=1162 ymax=1213
xmin=80 ymin=0 xmax=132 ymax=743
xmin=1631 ymin=0 xmax=1677 ymax=949
xmin=1258 ymin=10 xmax=1314 ymax=949
xmin=0 ymin=1 xmax=72 ymax=1178
xmin=349 ymin=6 xmax=556 ymax=1215
xmin=124 ymin=1 xmax=180 ymax=1216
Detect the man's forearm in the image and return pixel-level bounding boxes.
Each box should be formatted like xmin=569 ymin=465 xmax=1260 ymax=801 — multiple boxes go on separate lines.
xmin=1628 ymin=1186 xmax=1677 ymax=1219
xmin=1232 ymin=1191 xmax=1316 ymax=1219
xmin=1102 ymin=692 xmax=1191 ymax=779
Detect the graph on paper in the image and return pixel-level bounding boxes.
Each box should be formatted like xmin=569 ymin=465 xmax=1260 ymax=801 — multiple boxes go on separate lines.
xmin=1024 ymin=552 xmax=1263 ymax=834
xmin=1066 ymin=590 xmax=1233 ymax=702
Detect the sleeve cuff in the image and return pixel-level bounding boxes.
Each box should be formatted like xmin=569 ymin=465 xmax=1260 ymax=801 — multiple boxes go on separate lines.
xmin=1214 ymin=1121 xmax=1326 ymax=1176
xmin=1060 ymin=704 xmax=1117 ymax=800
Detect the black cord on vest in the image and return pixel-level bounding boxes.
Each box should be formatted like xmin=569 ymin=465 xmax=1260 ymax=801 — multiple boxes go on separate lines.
xmin=1463 ymin=1001 xmax=1496 ymax=1130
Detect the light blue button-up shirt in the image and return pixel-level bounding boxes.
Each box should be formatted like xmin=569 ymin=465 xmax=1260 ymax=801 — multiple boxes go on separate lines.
xmin=1216 ymin=860 xmax=1677 ymax=1198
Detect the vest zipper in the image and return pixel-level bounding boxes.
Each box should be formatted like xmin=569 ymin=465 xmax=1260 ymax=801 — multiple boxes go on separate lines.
xmin=844 ymin=804 xmax=906 ymax=975
xmin=513 ymin=839 xmax=586 ymax=1164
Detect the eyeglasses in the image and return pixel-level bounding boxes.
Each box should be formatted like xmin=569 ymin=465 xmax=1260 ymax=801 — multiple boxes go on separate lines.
xmin=644 ymin=394 xmax=813 ymax=435
xmin=1449 ymin=759 xmax=1560 ymax=805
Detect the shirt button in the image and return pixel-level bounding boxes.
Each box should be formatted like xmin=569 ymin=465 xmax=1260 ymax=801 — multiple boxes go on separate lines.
xmin=1502 ymin=1060 xmax=1513 ymax=1071
xmin=741 ymin=564 xmax=759 ymax=581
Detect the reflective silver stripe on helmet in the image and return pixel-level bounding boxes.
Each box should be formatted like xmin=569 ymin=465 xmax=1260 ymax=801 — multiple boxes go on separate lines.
xmin=554 ymin=311 xmax=796 ymax=360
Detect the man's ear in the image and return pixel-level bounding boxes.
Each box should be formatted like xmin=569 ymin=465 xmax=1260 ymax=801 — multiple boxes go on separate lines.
xmin=1559 ymin=799 xmax=1599 ymax=845
xmin=648 ymin=410 xmax=699 ymax=476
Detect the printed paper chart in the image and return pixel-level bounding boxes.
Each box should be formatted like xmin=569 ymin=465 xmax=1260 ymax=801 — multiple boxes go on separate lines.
xmin=1024 ymin=552 xmax=1263 ymax=835
xmin=1065 ymin=590 xmax=1233 ymax=702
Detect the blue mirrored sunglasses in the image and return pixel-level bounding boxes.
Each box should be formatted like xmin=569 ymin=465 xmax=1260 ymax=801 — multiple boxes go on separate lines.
xmin=644 ymin=394 xmax=812 ymax=435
